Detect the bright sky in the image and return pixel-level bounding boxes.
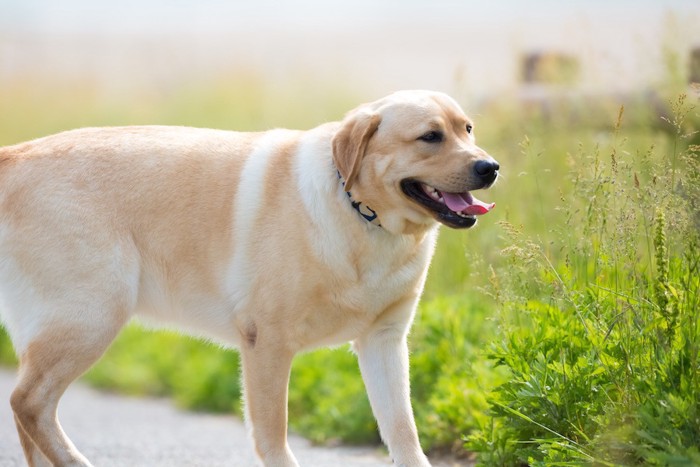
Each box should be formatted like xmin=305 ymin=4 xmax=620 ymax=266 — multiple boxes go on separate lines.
xmin=1 ymin=0 xmax=699 ymax=97
xmin=2 ymin=0 xmax=699 ymax=32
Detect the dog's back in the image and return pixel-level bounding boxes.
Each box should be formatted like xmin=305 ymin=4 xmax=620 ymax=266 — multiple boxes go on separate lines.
xmin=0 ymin=128 xmax=232 ymax=343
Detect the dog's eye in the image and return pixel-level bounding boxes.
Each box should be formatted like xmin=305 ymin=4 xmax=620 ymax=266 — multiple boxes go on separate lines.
xmin=466 ymin=124 xmax=473 ymax=134
xmin=418 ymin=131 xmax=443 ymax=143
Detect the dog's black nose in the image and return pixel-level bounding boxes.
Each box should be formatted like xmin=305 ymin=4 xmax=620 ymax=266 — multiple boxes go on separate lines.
xmin=474 ymin=160 xmax=500 ymax=182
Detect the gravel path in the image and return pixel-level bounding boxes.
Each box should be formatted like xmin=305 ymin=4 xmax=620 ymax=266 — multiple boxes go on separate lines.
xmin=0 ymin=368 xmax=391 ymax=467
xmin=0 ymin=369 xmax=469 ymax=467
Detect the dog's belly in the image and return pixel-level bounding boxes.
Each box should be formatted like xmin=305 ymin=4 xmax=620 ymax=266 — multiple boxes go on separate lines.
xmin=131 ymin=272 xmax=240 ymax=345
xmin=128 ymin=241 xmax=431 ymax=351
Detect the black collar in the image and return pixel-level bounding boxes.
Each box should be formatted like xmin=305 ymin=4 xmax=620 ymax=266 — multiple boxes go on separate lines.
xmin=336 ymin=171 xmax=381 ymax=227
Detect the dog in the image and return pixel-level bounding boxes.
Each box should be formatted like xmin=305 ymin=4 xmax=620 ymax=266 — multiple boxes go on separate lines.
xmin=0 ymin=90 xmax=499 ymax=467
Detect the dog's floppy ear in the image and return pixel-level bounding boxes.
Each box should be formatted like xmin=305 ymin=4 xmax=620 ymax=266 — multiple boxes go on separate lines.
xmin=332 ymin=110 xmax=381 ymax=192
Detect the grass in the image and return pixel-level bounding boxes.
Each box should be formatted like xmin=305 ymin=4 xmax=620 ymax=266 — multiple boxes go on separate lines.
xmin=0 ymin=76 xmax=699 ymax=464
xmin=466 ymin=92 xmax=700 ymax=465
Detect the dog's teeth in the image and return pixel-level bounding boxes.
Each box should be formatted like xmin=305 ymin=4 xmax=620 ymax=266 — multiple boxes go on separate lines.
xmin=422 ymin=183 xmax=441 ymax=201
xmin=422 ymin=183 xmax=444 ymax=202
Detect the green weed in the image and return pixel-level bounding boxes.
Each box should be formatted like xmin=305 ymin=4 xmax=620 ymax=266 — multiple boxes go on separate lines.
xmin=467 ymin=93 xmax=700 ymax=465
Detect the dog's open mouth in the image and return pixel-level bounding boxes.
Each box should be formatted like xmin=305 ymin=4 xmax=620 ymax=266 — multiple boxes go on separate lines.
xmin=401 ymin=179 xmax=495 ymax=229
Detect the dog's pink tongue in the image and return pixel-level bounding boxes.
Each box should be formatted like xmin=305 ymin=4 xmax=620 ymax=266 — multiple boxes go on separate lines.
xmin=442 ymin=192 xmax=495 ymax=216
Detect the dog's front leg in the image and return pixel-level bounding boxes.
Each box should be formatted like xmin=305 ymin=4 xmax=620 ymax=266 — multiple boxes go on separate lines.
xmin=241 ymin=337 xmax=298 ymax=467
xmin=354 ymin=303 xmax=431 ymax=467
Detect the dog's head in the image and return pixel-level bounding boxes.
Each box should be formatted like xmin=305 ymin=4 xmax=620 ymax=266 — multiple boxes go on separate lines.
xmin=332 ymin=90 xmax=499 ymax=234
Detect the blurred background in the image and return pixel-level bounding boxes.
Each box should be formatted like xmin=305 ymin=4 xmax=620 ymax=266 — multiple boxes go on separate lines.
xmin=2 ymin=1 xmax=700 ymax=465
xmin=1 ymin=0 xmax=699 ymax=138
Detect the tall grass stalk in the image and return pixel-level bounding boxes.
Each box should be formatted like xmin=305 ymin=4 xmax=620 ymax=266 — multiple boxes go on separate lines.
xmin=468 ymin=92 xmax=700 ymax=465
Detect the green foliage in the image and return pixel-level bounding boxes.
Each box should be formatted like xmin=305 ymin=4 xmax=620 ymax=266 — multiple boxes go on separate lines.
xmin=410 ymin=295 xmax=508 ymax=454
xmin=468 ymin=93 xmax=700 ymax=465
xmin=288 ymin=348 xmax=377 ymax=445
xmin=0 ymin=327 xmax=17 ymax=366
xmin=83 ymin=326 xmax=242 ymax=414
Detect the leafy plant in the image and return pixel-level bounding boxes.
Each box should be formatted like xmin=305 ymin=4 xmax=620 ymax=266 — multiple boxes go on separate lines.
xmin=468 ymin=94 xmax=700 ymax=465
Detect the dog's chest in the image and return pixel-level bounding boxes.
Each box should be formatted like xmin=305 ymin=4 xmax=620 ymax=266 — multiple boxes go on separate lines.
xmin=280 ymin=230 xmax=436 ymax=348
xmin=348 ymin=243 xmax=425 ymax=306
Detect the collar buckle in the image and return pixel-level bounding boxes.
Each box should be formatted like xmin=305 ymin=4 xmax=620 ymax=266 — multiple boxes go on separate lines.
xmin=336 ymin=171 xmax=382 ymax=227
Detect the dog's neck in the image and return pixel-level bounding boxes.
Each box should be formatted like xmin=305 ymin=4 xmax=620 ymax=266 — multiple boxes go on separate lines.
xmin=336 ymin=171 xmax=382 ymax=228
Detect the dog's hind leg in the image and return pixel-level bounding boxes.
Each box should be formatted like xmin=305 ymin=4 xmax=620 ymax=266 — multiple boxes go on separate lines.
xmin=10 ymin=315 xmax=127 ymax=467
xmin=13 ymin=413 xmax=51 ymax=467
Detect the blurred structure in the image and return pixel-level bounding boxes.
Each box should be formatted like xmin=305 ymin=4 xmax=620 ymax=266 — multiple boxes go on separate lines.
xmin=521 ymin=52 xmax=580 ymax=86
xmin=690 ymin=47 xmax=700 ymax=84
xmin=0 ymin=0 xmax=699 ymax=105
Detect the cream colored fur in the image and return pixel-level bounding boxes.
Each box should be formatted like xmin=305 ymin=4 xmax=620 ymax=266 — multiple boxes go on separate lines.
xmin=0 ymin=90 xmax=497 ymax=467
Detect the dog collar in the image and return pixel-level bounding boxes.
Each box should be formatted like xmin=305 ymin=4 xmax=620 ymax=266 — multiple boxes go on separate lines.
xmin=336 ymin=171 xmax=382 ymax=227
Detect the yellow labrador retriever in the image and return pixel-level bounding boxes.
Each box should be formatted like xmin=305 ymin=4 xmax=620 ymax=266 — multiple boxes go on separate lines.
xmin=0 ymin=90 xmax=498 ymax=467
